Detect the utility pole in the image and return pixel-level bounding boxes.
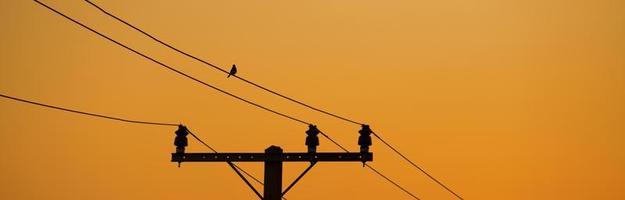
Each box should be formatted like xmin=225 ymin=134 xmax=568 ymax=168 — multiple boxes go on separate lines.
xmin=171 ymin=125 xmax=374 ymax=200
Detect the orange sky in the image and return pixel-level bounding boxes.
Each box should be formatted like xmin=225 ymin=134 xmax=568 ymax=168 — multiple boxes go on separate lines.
xmin=1 ymin=0 xmax=624 ymax=199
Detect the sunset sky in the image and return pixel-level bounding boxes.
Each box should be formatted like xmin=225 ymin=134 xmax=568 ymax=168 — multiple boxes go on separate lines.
xmin=1 ymin=0 xmax=623 ymax=199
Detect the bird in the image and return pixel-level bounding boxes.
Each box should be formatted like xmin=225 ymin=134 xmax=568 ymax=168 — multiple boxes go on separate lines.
xmin=228 ymin=64 xmax=237 ymax=78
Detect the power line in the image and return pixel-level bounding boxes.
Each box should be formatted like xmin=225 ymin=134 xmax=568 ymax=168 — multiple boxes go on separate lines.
xmin=32 ymin=1 xmax=440 ymax=199
xmin=33 ymin=0 xmax=310 ymax=126
xmin=365 ymin=165 xmax=421 ymax=200
xmin=0 ymin=93 xmax=410 ymax=200
xmin=0 ymin=92 xmax=271 ymax=198
xmin=82 ymin=0 xmax=226 ymax=73
xmin=83 ymin=0 xmax=361 ymax=126
xmin=319 ymin=130 xmax=421 ymax=200
xmin=187 ymin=129 xmax=288 ymax=200
xmin=373 ymin=131 xmax=463 ymax=199
xmin=187 ymin=129 xmax=218 ymax=153
xmin=0 ymin=93 xmax=177 ymax=126
xmin=82 ymin=2 xmax=463 ymax=199
xmin=187 ymin=129 xmax=262 ymax=186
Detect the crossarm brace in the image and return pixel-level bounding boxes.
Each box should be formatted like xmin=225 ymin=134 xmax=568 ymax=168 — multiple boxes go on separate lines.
xmin=227 ymin=162 xmax=264 ymax=200
xmin=282 ymin=161 xmax=317 ymax=197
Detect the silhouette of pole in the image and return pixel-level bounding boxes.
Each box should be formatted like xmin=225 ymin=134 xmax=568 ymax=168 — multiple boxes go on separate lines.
xmin=171 ymin=126 xmax=373 ymax=199
xmin=172 ymin=146 xmax=373 ymax=199
xmin=264 ymin=146 xmax=284 ymax=200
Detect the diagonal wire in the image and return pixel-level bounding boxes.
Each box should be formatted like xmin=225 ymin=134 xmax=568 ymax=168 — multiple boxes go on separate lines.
xmin=34 ymin=1 xmax=458 ymax=199
xmin=187 ymin=129 xmax=263 ymax=185
xmin=83 ymin=0 xmax=361 ymax=125
xmin=32 ymin=1 xmax=295 ymax=198
xmin=0 ymin=93 xmax=177 ymax=126
xmin=0 ymin=92 xmax=418 ymax=200
xmin=187 ymin=129 xmax=218 ymax=153
xmin=319 ymin=130 xmax=421 ymax=200
xmin=33 ymin=0 xmax=309 ymax=126
xmin=82 ymin=2 xmax=463 ymax=199
xmin=365 ymin=165 xmax=421 ymax=200
xmin=187 ymin=129 xmax=288 ymax=200
xmin=372 ymin=131 xmax=463 ymax=199
xmin=0 ymin=92 xmax=275 ymax=198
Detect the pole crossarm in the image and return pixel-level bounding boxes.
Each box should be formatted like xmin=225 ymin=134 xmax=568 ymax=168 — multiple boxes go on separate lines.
xmin=171 ymin=152 xmax=373 ymax=162
xmin=170 ymin=145 xmax=373 ymax=200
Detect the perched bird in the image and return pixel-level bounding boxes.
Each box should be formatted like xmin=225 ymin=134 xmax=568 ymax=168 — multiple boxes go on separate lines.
xmin=228 ymin=64 xmax=237 ymax=78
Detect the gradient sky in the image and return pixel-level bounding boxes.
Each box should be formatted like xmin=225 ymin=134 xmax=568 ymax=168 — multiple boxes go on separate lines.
xmin=1 ymin=0 xmax=623 ymax=199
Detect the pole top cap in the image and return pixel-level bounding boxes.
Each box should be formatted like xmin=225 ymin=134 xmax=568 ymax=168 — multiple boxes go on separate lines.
xmin=265 ymin=145 xmax=283 ymax=154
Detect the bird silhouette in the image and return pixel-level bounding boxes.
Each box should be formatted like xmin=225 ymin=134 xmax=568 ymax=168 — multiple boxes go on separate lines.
xmin=228 ymin=64 xmax=237 ymax=78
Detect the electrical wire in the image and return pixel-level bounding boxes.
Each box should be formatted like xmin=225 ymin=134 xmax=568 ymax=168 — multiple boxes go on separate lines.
xmin=83 ymin=0 xmax=361 ymax=126
xmin=187 ymin=129 xmax=262 ymax=185
xmin=33 ymin=0 xmax=310 ymax=126
xmin=318 ymin=130 xmax=421 ymax=199
xmin=373 ymin=131 xmax=463 ymax=199
xmin=0 ymin=92 xmax=272 ymax=198
xmin=187 ymin=129 xmax=288 ymax=200
xmin=0 ymin=93 xmax=177 ymax=126
xmin=187 ymin=129 xmax=218 ymax=153
xmin=81 ymin=3 xmax=464 ymax=199
xmin=365 ymin=165 xmax=421 ymax=200
xmin=33 ymin=1 xmax=459 ymax=199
